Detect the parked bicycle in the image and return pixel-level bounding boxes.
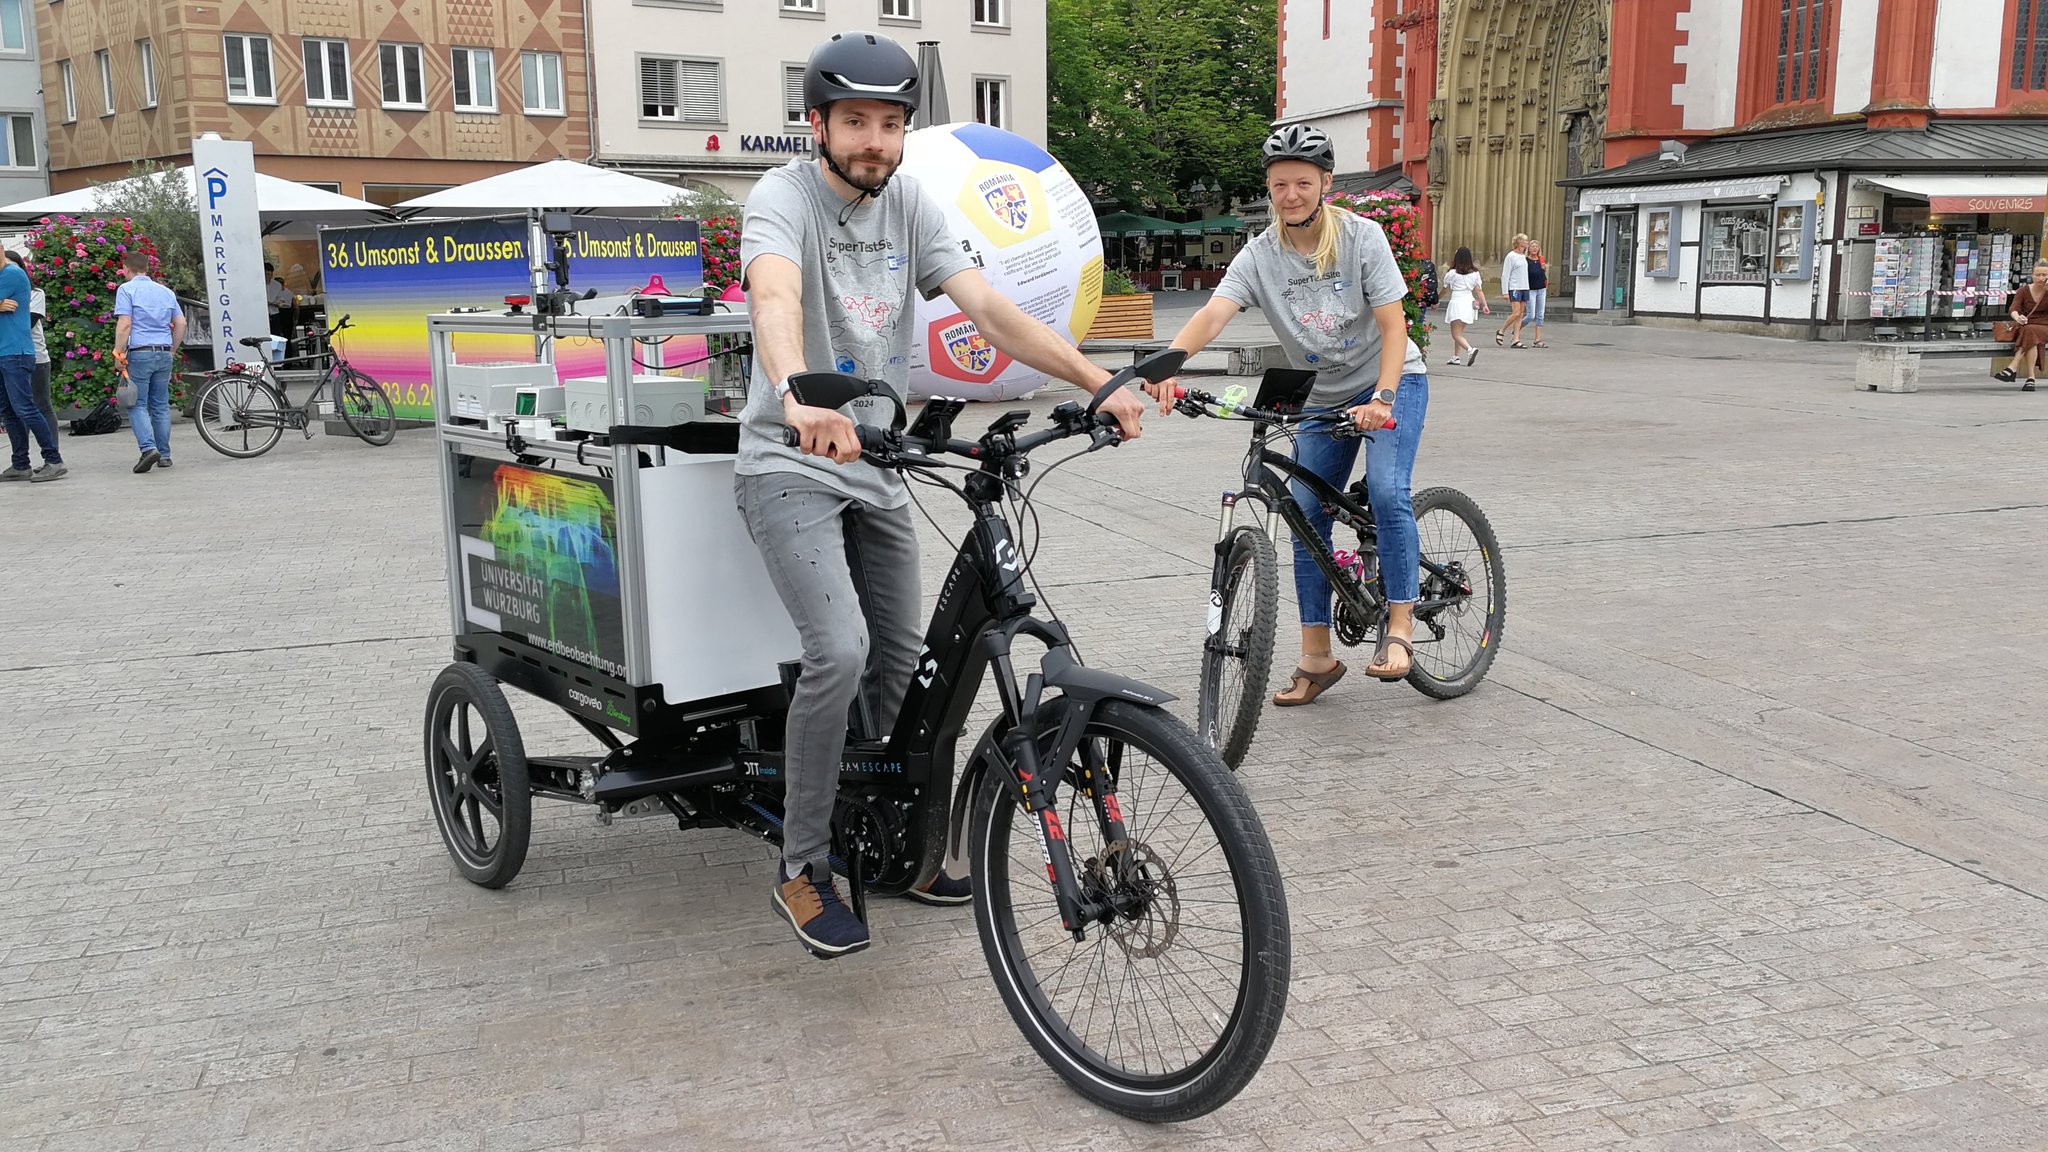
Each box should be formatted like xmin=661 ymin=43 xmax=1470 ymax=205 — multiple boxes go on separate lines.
xmin=1170 ymin=373 xmax=1507 ymax=768
xmin=191 ymin=316 xmax=396 ymax=458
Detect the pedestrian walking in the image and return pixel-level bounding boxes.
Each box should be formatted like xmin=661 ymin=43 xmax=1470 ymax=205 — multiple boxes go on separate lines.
xmin=1525 ymin=240 xmax=1550 ymax=348
xmin=1441 ymin=247 xmax=1490 ymax=366
xmin=113 ymin=251 xmax=186 ymax=473
xmin=0 ymin=248 xmax=64 ymax=483
xmin=1497 ymin=234 xmax=1530 ymax=347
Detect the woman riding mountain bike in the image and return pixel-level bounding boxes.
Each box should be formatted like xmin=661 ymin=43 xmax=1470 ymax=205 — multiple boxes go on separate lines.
xmin=1144 ymin=124 xmax=1429 ymax=704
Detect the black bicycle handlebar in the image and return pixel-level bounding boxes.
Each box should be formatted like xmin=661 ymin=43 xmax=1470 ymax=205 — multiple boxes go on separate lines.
xmin=1171 ymin=386 xmax=1392 ymax=435
xmin=774 ymin=347 xmax=1185 ymax=468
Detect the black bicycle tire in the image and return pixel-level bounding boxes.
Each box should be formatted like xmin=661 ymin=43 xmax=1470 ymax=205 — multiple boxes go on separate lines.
xmin=1405 ymin=485 xmax=1507 ymax=700
xmin=193 ymin=374 xmax=287 ymax=459
xmin=337 ymin=369 xmax=398 ymax=446
xmin=1195 ymin=526 xmax=1278 ymax=771
xmin=970 ymin=700 xmax=1290 ymax=1122
xmin=423 ymin=662 xmax=532 ymax=888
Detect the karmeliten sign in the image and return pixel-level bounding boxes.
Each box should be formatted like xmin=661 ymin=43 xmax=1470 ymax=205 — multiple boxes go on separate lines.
xmin=191 ymin=134 xmax=268 ymax=371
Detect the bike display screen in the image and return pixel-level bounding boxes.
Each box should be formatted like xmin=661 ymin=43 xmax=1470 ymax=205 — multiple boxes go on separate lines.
xmin=1253 ymin=368 xmax=1317 ymax=414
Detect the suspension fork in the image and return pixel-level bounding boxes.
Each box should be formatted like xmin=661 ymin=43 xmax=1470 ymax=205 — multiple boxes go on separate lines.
xmin=987 ymin=636 xmax=1100 ymax=940
xmin=1209 ymin=491 xmax=1281 ymax=640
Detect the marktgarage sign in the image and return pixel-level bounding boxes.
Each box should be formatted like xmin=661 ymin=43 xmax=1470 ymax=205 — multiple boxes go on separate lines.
xmin=1931 ymin=194 xmax=2045 ymax=214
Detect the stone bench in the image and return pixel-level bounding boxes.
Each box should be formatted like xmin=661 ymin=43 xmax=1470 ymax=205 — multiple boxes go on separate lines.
xmin=1855 ymin=339 xmax=2009 ymax=393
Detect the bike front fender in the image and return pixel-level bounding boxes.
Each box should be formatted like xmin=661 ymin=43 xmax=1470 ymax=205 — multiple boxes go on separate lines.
xmin=944 ymin=649 xmax=1177 ymax=861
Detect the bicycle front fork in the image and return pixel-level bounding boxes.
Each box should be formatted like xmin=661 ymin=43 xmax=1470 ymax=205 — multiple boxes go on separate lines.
xmin=1209 ymin=493 xmax=1280 ymax=637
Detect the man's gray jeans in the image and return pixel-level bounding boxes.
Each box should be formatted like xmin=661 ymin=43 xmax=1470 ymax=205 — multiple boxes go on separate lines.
xmin=735 ymin=470 xmax=921 ymax=881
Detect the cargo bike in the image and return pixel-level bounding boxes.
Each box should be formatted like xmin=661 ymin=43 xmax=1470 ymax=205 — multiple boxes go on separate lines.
xmin=417 ymin=311 xmax=1290 ymax=1120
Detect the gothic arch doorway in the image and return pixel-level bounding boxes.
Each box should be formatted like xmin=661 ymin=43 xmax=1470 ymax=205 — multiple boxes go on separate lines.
xmin=1430 ymin=0 xmax=1611 ymax=278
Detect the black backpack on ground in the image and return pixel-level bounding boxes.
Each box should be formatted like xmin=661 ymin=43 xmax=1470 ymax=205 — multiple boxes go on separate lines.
xmin=71 ymin=398 xmax=123 ymax=436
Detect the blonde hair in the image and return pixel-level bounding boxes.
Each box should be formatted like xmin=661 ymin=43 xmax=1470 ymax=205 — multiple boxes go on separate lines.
xmin=1512 ymin=233 xmax=1530 ymax=247
xmin=1309 ymin=205 xmax=1344 ymax=279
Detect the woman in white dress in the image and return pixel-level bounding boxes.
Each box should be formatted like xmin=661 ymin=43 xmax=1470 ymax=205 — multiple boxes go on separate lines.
xmin=1441 ymin=246 xmax=1489 ymax=366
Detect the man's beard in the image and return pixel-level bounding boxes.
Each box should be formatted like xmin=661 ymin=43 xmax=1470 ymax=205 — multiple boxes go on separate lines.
xmin=822 ymin=132 xmax=900 ymax=194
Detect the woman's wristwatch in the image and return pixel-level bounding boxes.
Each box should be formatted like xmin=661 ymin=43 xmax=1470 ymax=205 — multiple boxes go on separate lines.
xmin=1372 ymin=387 xmax=1397 ymax=405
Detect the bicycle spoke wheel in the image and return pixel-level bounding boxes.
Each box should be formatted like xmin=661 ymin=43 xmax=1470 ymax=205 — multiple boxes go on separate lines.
xmin=1405 ymin=485 xmax=1506 ymax=698
xmin=193 ymin=374 xmax=286 ymax=459
xmin=970 ymin=700 xmax=1289 ymax=1122
xmin=423 ymin=662 xmax=531 ymax=888
xmin=337 ymin=370 xmax=397 ymax=446
xmin=1195 ymin=525 xmax=1277 ymax=770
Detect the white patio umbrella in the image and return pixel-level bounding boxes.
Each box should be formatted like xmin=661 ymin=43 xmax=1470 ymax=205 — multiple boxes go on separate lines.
xmin=392 ymin=159 xmax=691 ymax=215
xmin=0 ymin=167 xmax=386 ymax=229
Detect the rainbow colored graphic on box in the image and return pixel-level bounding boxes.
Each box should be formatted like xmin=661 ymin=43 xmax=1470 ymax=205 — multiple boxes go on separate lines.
xmin=455 ymin=458 xmax=626 ymax=680
xmin=319 ymin=216 xmax=705 ymax=419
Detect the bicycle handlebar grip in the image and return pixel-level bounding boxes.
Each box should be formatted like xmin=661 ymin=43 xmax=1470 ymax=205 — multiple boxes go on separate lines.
xmin=780 ymin=426 xmax=800 ymax=448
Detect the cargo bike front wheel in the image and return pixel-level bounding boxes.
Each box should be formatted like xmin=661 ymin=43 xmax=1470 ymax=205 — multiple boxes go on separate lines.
xmin=423 ymin=663 xmax=533 ymax=889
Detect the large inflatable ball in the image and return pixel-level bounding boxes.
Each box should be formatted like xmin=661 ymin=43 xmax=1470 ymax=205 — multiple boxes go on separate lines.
xmin=898 ymin=122 xmax=1104 ymax=401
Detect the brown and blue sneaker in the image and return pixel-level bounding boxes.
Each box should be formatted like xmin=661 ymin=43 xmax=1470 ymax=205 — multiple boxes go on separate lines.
xmin=772 ymin=863 xmax=870 ymax=959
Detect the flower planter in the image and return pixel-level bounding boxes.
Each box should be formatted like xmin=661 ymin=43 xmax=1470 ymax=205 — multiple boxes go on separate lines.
xmin=1085 ymin=293 xmax=1154 ymax=340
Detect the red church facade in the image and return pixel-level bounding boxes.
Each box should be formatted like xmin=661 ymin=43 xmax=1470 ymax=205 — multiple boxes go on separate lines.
xmin=1281 ymin=0 xmax=2048 ymax=335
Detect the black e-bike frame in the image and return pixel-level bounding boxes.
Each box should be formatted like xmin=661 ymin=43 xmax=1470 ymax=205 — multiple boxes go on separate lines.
xmin=1203 ymin=401 xmax=1467 ymax=649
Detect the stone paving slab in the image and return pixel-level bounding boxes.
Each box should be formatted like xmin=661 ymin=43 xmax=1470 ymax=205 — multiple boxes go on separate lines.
xmin=3 ymin=321 xmax=2046 ymax=1150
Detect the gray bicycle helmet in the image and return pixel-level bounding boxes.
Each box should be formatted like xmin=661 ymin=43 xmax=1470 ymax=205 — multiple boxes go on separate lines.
xmin=802 ymin=31 xmax=921 ymax=115
xmin=1263 ymin=124 xmax=1336 ymax=171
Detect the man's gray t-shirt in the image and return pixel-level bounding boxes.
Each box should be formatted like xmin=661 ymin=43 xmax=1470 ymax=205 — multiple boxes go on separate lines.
xmin=1214 ymin=211 xmax=1426 ymax=409
xmin=736 ymin=158 xmax=976 ymax=509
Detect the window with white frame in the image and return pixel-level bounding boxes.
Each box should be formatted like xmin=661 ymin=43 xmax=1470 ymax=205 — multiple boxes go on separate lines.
xmin=380 ymin=42 xmax=426 ymax=108
xmin=302 ymin=39 xmax=350 ymax=106
xmin=452 ymin=47 xmax=495 ymax=112
xmin=881 ymin=0 xmax=915 ymax=16
xmin=521 ymin=51 xmax=564 ymax=115
xmin=973 ymin=0 xmax=1006 ymax=26
xmin=2 ymin=114 xmax=34 ymax=168
xmin=58 ymin=61 xmax=76 ymax=122
xmin=973 ymin=76 xmax=1007 ymax=129
xmin=223 ymin=34 xmax=275 ymax=102
xmin=0 ymin=0 xmax=26 ymax=53
xmin=640 ymin=56 xmax=722 ymax=123
xmin=782 ymin=0 xmax=820 ymax=10
xmin=138 ymin=39 xmax=157 ymax=107
xmin=783 ymin=64 xmax=806 ymax=126
xmin=96 ymin=49 xmax=114 ymax=115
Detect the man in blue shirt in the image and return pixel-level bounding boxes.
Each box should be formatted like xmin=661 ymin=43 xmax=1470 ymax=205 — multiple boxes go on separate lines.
xmin=113 ymin=250 xmax=186 ymax=473
xmin=0 ymin=254 xmax=64 ymax=482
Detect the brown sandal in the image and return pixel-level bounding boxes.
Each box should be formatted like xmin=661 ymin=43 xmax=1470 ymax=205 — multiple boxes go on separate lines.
xmin=1367 ymin=635 xmax=1415 ymax=681
xmin=1274 ymin=661 xmax=1346 ymax=707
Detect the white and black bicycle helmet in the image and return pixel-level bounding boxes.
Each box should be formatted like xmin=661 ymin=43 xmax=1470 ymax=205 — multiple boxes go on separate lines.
xmin=802 ymin=31 xmax=921 ymax=116
xmin=1262 ymin=124 xmax=1336 ymax=171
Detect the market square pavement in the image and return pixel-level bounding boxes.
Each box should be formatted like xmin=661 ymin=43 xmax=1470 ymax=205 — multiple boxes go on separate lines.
xmin=3 ymin=310 xmax=2046 ymax=1151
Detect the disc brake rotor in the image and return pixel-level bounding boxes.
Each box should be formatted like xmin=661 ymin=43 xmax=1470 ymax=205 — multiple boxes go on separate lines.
xmin=1087 ymin=839 xmax=1181 ymax=959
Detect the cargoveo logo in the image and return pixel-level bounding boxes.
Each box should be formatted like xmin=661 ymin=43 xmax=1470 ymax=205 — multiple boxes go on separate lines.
xmin=568 ymin=688 xmax=603 ymax=712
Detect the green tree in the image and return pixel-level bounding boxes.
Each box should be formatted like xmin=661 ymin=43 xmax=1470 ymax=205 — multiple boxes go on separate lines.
xmin=89 ymin=160 xmax=203 ymax=298
xmin=1048 ymin=0 xmax=1277 ymax=215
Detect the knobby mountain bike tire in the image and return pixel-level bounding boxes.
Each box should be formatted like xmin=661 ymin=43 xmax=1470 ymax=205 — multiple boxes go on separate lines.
xmin=1195 ymin=525 xmax=1278 ymax=770
xmin=1404 ymin=485 xmax=1507 ymax=699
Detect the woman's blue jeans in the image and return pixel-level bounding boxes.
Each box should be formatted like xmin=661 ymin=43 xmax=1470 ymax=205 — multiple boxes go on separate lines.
xmin=1289 ymin=373 xmax=1428 ymax=627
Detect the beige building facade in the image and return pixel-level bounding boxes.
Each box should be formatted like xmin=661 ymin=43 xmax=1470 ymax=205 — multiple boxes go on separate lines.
xmin=39 ymin=0 xmax=594 ymax=204
xmin=589 ymin=0 xmax=1046 ymax=199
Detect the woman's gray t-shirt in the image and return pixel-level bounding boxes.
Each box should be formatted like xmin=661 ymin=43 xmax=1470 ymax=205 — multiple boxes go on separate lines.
xmin=1213 ymin=210 xmax=1426 ymax=409
xmin=736 ymin=158 xmax=977 ymax=509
